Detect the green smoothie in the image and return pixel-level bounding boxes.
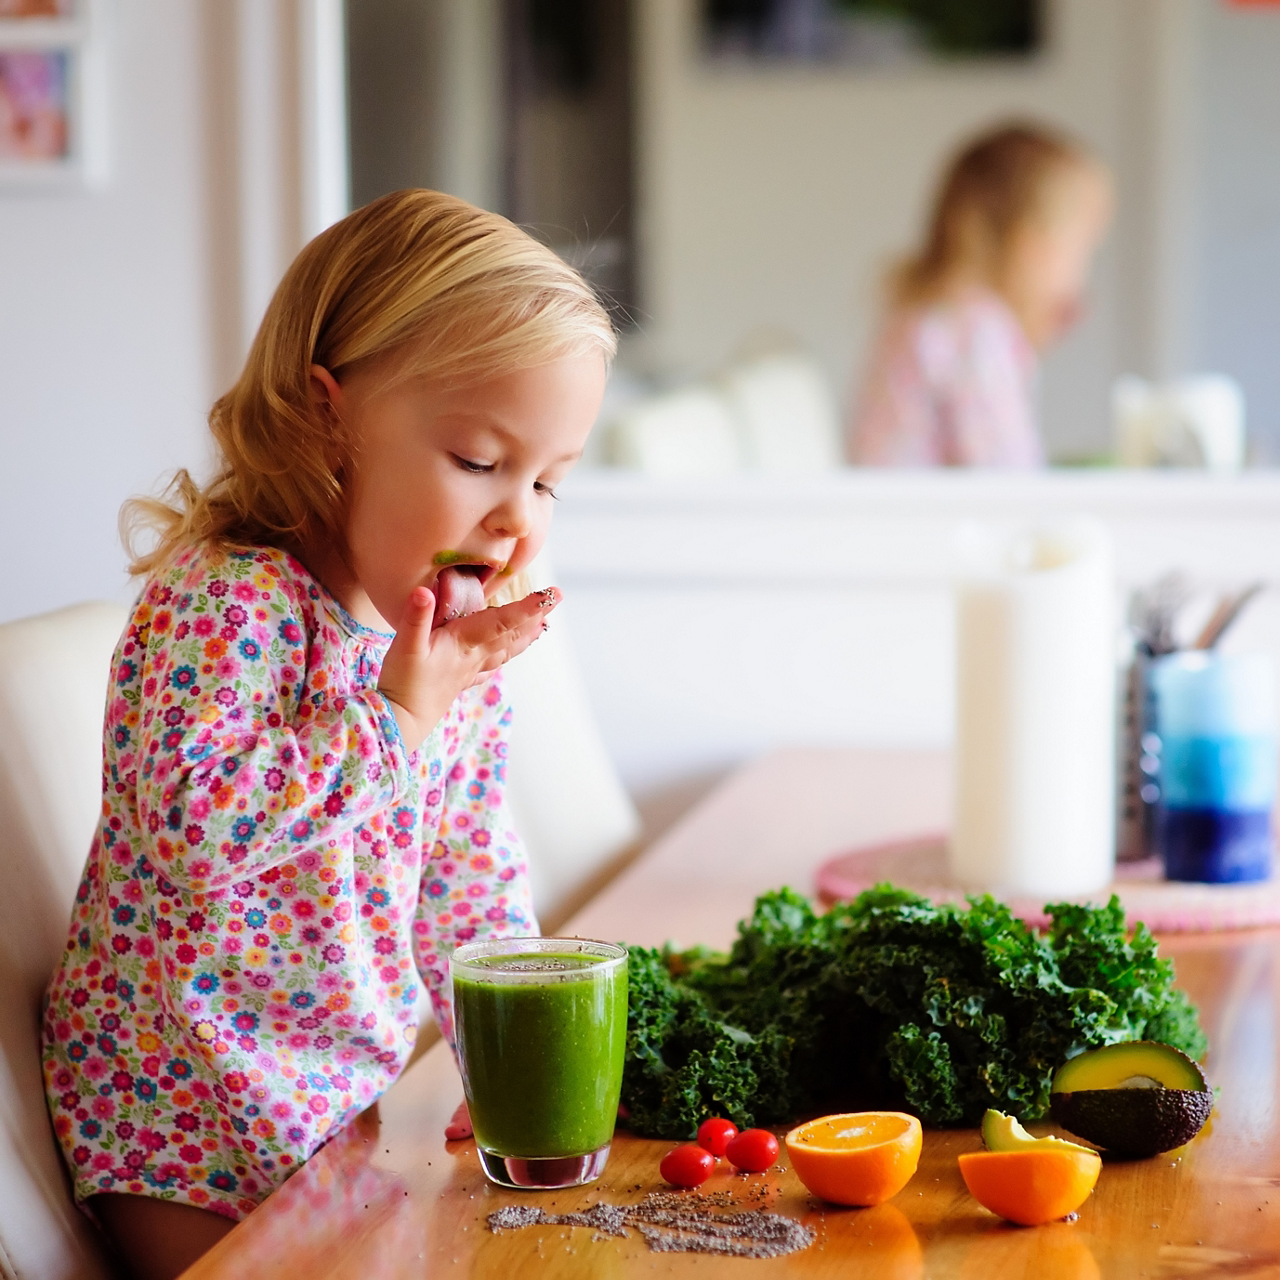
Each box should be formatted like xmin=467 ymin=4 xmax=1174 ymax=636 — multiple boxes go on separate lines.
xmin=452 ymin=948 xmax=628 ymax=1159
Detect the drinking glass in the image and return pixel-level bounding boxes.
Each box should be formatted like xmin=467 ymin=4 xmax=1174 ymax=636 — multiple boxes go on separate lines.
xmin=1150 ymin=651 xmax=1277 ymax=883
xmin=450 ymin=937 xmax=628 ymax=1189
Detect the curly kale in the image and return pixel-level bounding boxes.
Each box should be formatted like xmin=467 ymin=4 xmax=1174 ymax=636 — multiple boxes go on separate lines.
xmin=620 ymin=885 xmax=1208 ymax=1138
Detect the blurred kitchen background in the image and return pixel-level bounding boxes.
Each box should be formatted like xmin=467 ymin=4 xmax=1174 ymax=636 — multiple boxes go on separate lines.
xmin=3 ymin=0 xmax=1280 ymax=830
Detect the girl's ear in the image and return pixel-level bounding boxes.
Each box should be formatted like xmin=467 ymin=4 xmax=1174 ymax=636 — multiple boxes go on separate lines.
xmin=309 ymin=365 xmax=344 ymax=422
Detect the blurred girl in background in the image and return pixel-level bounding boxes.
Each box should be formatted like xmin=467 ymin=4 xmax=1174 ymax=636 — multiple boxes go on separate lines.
xmin=849 ymin=123 xmax=1112 ymax=467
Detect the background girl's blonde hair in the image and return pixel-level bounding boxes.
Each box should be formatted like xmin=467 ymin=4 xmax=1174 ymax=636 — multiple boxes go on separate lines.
xmin=124 ymin=189 xmax=617 ymax=579
xmin=891 ymin=122 xmax=1102 ymax=313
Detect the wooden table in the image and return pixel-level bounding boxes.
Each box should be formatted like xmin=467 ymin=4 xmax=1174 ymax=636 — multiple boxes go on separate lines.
xmin=184 ymin=749 xmax=1280 ymax=1280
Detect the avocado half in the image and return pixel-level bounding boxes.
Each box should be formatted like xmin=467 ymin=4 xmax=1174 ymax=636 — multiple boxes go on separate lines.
xmin=1049 ymin=1041 xmax=1212 ymax=1157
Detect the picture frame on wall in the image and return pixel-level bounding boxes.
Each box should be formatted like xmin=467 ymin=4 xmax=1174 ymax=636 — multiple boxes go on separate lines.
xmin=702 ymin=0 xmax=1042 ymax=67
xmin=0 ymin=0 xmax=106 ymax=188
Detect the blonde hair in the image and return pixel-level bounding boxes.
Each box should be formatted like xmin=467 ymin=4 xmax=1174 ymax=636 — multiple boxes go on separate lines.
xmin=891 ymin=122 xmax=1102 ymax=315
xmin=124 ymin=189 xmax=616 ymax=578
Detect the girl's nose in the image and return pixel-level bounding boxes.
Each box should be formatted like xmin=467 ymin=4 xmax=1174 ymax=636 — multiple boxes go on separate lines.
xmin=482 ymin=489 xmax=532 ymax=541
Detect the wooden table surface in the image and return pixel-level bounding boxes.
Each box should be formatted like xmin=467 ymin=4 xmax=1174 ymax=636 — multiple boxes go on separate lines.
xmin=183 ymin=749 xmax=1280 ymax=1280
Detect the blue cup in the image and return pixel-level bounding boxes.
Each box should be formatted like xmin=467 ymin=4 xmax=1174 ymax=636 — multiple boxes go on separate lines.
xmin=1149 ymin=652 xmax=1277 ymax=883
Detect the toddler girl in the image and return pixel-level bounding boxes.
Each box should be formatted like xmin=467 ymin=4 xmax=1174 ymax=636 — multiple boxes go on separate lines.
xmin=849 ymin=122 xmax=1111 ymax=467
xmin=41 ymin=189 xmax=614 ymax=1279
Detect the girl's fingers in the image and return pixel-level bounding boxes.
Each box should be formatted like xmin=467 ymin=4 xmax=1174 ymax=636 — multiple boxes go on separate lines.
xmin=391 ymin=586 xmax=436 ymax=658
xmin=447 ymin=588 xmax=558 ymax=658
xmin=444 ymin=1099 xmax=472 ymax=1141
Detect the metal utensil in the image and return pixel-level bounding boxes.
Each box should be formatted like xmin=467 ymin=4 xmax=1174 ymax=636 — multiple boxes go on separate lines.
xmin=1193 ymin=583 xmax=1265 ymax=650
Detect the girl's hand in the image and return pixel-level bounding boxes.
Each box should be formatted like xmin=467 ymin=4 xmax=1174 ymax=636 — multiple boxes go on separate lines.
xmin=377 ymin=585 xmax=558 ymax=749
xmin=444 ymin=1100 xmax=472 ymax=1141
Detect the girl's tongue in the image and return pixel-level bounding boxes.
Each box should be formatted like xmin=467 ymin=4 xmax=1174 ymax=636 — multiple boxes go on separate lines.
xmin=431 ymin=566 xmax=486 ymax=629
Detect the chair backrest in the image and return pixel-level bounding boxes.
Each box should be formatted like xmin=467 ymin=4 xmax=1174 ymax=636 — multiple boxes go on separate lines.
xmin=501 ymin=557 xmax=640 ymax=927
xmin=605 ymin=386 xmax=744 ymax=477
xmin=719 ymin=352 xmax=842 ymax=472
xmin=0 ymin=602 xmax=126 ymax=1280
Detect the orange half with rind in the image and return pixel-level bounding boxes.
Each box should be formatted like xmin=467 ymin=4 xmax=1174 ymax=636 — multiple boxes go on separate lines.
xmin=958 ymin=1148 xmax=1101 ymax=1226
xmin=785 ymin=1111 xmax=923 ymax=1206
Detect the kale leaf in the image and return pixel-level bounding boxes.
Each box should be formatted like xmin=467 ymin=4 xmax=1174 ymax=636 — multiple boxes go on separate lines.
xmin=620 ymin=884 xmax=1207 ymax=1137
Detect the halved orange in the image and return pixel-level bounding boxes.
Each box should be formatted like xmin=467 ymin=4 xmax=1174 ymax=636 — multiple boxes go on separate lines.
xmin=958 ymin=1148 xmax=1101 ymax=1226
xmin=785 ymin=1111 xmax=923 ymax=1206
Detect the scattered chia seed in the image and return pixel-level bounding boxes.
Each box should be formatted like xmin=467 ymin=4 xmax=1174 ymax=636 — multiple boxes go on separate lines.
xmin=487 ymin=1191 xmax=815 ymax=1260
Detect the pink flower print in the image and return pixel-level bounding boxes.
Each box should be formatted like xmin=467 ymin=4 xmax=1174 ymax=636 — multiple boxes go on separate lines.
xmin=194 ymin=616 xmax=215 ymax=638
xmin=189 ymin=796 xmax=211 ymax=820
xmin=232 ymin=582 xmax=257 ymax=603
xmin=270 ymin=1100 xmax=294 ymax=1121
xmin=296 ymin=851 xmax=321 ymax=873
xmin=82 ymin=1056 xmax=108 ymax=1081
xmin=215 ymin=657 xmax=241 ymax=681
xmin=288 ymin=1033 xmax=310 ymax=1049
xmin=90 ymin=1096 xmax=115 ymax=1120
xmin=92 ymin=1152 xmax=114 ymax=1172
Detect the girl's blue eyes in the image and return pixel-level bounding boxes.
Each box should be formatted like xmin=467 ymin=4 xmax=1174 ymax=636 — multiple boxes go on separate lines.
xmin=452 ymin=455 xmax=557 ymax=498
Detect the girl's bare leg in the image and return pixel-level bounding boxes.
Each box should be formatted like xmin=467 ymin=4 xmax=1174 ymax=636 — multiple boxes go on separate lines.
xmin=89 ymin=1193 xmax=236 ymax=1280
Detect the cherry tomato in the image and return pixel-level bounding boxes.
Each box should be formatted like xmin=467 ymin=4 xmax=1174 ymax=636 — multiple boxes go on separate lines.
xmin=659 ymin=1143 xmax=715 ymax=1188
xmin=725 ymin=1128 xmax=780 ymax=1173
xmin=697 ymin=1117 xmax=739 ymax=1157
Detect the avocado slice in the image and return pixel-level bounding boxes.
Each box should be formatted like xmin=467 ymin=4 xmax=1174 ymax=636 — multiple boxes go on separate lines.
xmin=980 ymin=1109 xmax=1095 ymax=1155
xmin=1049 ymin=1042 xmax=1212 ymax=1157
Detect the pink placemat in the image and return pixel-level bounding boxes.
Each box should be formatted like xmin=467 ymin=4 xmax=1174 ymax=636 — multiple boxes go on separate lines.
xmin=815 ymin=833 xmax=1280 ymax=933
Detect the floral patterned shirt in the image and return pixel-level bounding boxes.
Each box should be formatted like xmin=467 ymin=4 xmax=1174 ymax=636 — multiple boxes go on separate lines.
xmin=41 ymin=543 xmax=537 ymax=1220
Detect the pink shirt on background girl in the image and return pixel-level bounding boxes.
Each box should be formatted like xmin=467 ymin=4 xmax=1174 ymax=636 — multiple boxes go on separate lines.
xmin=848 ymin=289 xmax=1044 ymax=468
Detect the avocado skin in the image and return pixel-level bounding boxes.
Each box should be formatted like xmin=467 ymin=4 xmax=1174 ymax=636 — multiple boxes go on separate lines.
xmin=1050 ymin=1087 xmax=1212 ymax=1156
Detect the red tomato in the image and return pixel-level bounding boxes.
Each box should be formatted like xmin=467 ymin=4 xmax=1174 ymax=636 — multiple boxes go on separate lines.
xmin=697 ymin=1117 xmax=739 ymax=1157
xmin=659 ymin=1143 xmax=715 ymax=1188
xmin=725 ymin=1128 xmax=780 ymax=1173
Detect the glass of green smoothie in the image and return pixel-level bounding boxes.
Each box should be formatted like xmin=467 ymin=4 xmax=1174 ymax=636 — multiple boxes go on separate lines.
xmin=450 ymin=937 xmax=628 ymax=1189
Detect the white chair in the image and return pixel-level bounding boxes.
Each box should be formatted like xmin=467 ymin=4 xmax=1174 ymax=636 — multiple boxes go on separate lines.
xmin=718 ymin=352 xmax=843 ymax=472
xmin=502 ymin=557 xmax=641 ymax=927
xmin=605 ymin=385 xmax=744 ymax=477
xmin=0 ymin=602 xmax=125 ymax=1280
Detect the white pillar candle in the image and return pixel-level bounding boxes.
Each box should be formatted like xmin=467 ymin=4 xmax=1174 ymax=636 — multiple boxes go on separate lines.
xmin=951 ymin=520 xmax=1117 ymax=897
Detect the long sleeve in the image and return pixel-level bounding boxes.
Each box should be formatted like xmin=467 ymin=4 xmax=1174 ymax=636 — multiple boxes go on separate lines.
xmin=410 ymin=671 xmax=538 ymax=1047
xmin=849 ymin=292 xmax=1042 ymax=468
xmin=119 ymin=550 xmax=412 ymax=892
xmin=935 ymin=300 xmax=1042 ymax=467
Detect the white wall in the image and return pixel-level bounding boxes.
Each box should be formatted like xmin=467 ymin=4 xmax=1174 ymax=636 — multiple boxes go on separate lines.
xmin=549 ymin=469 xmax=1280 ymax=799
xmin=1191 ymin=2 xmax=1280 ymax=455
xmin=0 ymin=0 xmax=348 ymax=625
xmin=0 ymin=0 xmax=213 ymax=622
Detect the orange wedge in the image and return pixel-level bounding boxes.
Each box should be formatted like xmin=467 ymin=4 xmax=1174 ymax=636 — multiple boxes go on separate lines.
xmin=785 ymin=1111 xmax=923 ymax=1206
xmin=958 ymin=1148 xmax=1101 ymax=1226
